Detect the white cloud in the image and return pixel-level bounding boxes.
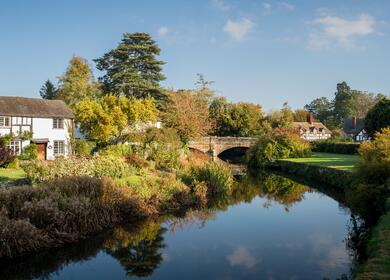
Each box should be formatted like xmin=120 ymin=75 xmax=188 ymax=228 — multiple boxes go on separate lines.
xmin=227 ymin=246 xmax=258 ymax=268
xmin=157 ymin=26 xmax=169 ymax=36
xmin=223 ymin=18 xmax=254 ymax=41
xmin=307 ymin=13 xmax=375 ymax=50
xmin=279 ymin=2 xmax=294 ymax=11
xmin=211 ymin=0 xmax=230 ymax=11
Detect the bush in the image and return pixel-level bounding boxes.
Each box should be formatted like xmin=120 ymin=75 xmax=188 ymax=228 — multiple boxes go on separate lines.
xmin=22 ymin=156 xmax=131 ymax=183
xmin=346 ymin=128 xmax=390 ymax=220
xmin=183 ymin=162 xmax=233 ymax=196
xmin=93 ymin=155 xmax=131 ymax=178
xmin=311 ymin=140 xmax=359 ymax=154
xmin=247 ymin=128 xmax=311 ymax=170
xmin=99 ymin=144 xmax=133 ymax=157
xmin=0 ymin=137 xmax=15 ymax=168
xmin=74 ymin=140 xmax=96 ymax=157
xmin=143 ymin=128 xmax=183 ymax=171
xmin=0 ymin=176 xmax=157 ymax=258
xmin=19 ymin=144 xmax=38 ymax=160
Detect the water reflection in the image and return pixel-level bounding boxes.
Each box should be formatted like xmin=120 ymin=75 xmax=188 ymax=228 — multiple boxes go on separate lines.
xmin=0 ymin=172 xmax=367 ymax=280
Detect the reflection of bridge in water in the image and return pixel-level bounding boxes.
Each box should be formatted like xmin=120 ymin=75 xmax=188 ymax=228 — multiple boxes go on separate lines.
xmin=188 ymin=136 xmax=257 ymax=161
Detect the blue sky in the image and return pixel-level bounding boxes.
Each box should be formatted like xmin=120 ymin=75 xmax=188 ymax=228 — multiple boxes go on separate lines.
xmin=0 ymin=0 xmax=389 ymax=111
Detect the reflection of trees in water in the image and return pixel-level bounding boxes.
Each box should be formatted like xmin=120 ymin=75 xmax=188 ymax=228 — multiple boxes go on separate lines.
xmin=104 ymin=221 xmax=166 ymax=278
xmin=0 ymin=219 xmax=167 ymax=280
xmin=0 ymin=172 xmax=368 ymax=280
xmin=345 ymin=214 xmax=368 ymax=267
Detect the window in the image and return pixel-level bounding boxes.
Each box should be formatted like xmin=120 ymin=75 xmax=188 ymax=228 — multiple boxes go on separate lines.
xmin=53 ymin=118 xmax=64 ymax=129
xmin=0 ymin=116 xmax=10 ymax=127
xmin=7 ymin=141 xmax=20 ymax=155
xmin=53 ymin=140 xmax=65 ymax=155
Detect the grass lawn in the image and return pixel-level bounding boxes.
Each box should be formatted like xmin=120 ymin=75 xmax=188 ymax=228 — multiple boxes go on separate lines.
xmin=280 ymin=152 xmax=360 ymax=172
xmin=0 ymin=168 xmax=26 ymax=182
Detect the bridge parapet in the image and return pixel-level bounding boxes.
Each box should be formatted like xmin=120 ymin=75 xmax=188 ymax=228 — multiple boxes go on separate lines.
xmin=188 ymin=136 xmax=257 ymax=160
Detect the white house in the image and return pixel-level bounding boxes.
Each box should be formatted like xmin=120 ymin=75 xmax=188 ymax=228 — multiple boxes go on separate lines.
xmin=0 ymin=96 xmax=74 ymax=160
xmin=293 ymin=112 xmax=332 ymax=141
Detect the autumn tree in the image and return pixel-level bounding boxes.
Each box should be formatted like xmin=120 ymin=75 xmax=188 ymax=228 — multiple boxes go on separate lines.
xmin=39 ymin=80 xmax=58 ymax=99
xmin=57 ymin=56 xmax=101 ymax=109
xmin=75 ymin=95 xmax=158 ymax=144
xmin=94 ymin=33 xmax=166 ymax=102
xmin=162 ymin=89 xmax=211 ymax=142
xmin=209 ymin=97 xmax=264 ymax=137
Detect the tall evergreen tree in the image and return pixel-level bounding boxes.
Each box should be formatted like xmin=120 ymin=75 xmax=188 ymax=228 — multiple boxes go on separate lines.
xmin=39 ymin=79 xmax=58 ymax=99
xmin=94 ymin=32 xmax=166 ymax=102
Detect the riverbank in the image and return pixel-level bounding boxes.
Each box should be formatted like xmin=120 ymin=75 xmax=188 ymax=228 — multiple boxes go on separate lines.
xmin=0 ymin=159 xmax=233 ymax=259
xmin=269 ymin=152 xmax=390 ymax=279
xmin=268 ymin=152 xmax=357 ymax=189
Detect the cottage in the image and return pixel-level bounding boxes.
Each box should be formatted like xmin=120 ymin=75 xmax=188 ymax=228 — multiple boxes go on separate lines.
xmin=343 ymin=117 xmax=371 ymax=142
xmin=0 ymin=96 xmax=74 ymax=160
xmin=293 ymin=112 xmax=332 ymax=141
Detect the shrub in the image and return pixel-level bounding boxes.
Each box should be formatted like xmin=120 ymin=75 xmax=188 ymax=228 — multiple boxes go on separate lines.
xmin=93 ymin=155 xmax=130 ymax=178
xmin=183 ymin=162 xmax=233 ymax=196
xmin=74 ymin=140 xmax=96 ymax=157
xmin=21 ymin=156 xmax=130 ymax=183
xmin=0 ymin=137 xmax=15 ymax=168
xmin=0 ymin=176 xmax=158 ymax=258
xmin=143 ymin=128 xmax=183 ymax=171
xmin=99 ymin=144 xmax=133 ymax=158
xmin=247 ymin=128 xmax=311 ymax=170
xmin=346 ymin=128 xmax=390 ymax=220
xmin=19 ymin=144 xmax=38 ymax=160
xmin=311 ymin=140 xmax=359 ymax=154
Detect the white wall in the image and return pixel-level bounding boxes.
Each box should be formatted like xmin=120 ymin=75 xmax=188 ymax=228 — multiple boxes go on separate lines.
xmin=32 ymin=118 xmax=73 ymax=160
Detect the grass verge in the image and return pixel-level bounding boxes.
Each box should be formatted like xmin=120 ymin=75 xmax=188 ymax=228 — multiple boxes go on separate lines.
xmin=0 ymin=168 xmax=26 ymax=182
xmin=280 ymin=152 xmax=359 ymax=172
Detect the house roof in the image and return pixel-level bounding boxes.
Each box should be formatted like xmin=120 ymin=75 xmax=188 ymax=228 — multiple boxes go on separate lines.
xmin=343 ymin=117 xmax=365 ymax=135
xmin=293 ymin=121 xmax=332 ymax=134
xmin=0 ymin=96 xmax=74 ymax=118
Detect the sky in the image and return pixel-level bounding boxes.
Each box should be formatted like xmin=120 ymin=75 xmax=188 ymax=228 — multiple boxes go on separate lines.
xmin=0 ymin=0 xmax=389 ymax=111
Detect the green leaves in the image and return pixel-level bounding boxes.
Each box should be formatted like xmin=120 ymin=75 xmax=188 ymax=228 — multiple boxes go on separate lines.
xmin=94 ymin=33 xmax=166 ymax=101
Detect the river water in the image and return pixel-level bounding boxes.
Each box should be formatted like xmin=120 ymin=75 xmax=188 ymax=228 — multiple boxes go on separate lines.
xmin=0 ymin=173 xmax=360 ymax=280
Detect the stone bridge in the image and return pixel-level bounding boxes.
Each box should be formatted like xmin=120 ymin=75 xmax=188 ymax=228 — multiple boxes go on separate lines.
xmin=188 ymin=136 xmax=258 ymax=161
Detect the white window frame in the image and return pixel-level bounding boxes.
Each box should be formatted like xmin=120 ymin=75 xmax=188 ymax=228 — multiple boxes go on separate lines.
xmin=53 ymin=118 xmax=64 ymax=129
xmin=53 ymin=140 xmax=65 ymax=155
xmin=0 ymin=116 xmax=11 ymax=128
xmin=7 ymin=140 xmax=21 ymax=155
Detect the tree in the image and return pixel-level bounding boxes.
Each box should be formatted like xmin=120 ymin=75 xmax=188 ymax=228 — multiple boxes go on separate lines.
xmin=333 ymin=81 xmax=354 ymax=125
xmin=39 ymin=80 xmax=58 ymax=99
xmin=209 ymin=98 xmax=264 ymax=137
xmin=304 ymin=97 xmax=332 ymax=123
xmin=57 ymin=56 xmax=101 ymax=109
xmin=365 ymin=97 xmax=390 ymax=137
xmin=94 ymin=32 xmax=166 ymax=102
xmin=266 ymin=102 xmax=294 ymax=129
xmin=75 ymin=95 xmax=158 ymax=144
xmin=293 ymin=109 xmax=311 ymax=122
xmin=351 ymin=91 xmax=380 ymax=118
xmin=162 ymin=89 xmax=211 ymax=142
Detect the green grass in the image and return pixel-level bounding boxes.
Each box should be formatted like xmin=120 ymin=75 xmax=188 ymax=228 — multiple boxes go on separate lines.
xmin=0 ymin=168 xmax=26 ymax=182
xmin=115 ymin=174 xmax=143 ymax=187
xmin=356 ymin=211 xmax=390 ymax=279
xmin=280 ymin=152 xmax=359 ymax=172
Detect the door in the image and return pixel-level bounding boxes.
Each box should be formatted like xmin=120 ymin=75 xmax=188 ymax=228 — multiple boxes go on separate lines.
xmin=36 ymin=144 xmax=46 ymax=160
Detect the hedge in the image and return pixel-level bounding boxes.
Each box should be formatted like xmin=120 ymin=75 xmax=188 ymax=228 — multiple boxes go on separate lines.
xmin=311 ymin=141 xmax=360 ymax=155
xmin=268 ymin=160 xmax=354 ymax=190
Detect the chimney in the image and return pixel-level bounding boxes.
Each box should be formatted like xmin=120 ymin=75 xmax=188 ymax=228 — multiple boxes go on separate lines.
xmin=352 ymin=117 xmax=357 ymax=130
xmin=307 ymin=111 xmax=313 ymax=124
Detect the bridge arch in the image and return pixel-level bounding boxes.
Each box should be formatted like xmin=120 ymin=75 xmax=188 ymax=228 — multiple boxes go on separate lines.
xmin=188 ymin=136 xmax=257 ymax=161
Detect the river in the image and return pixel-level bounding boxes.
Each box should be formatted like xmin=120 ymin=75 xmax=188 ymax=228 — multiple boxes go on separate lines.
xmin=0 ymin=172 xmax=361 ymax=280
